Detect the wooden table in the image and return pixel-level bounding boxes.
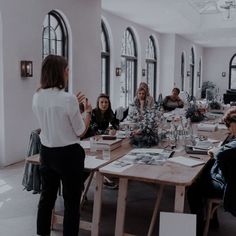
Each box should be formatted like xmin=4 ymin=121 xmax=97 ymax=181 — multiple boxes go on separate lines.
xmin=91 ymin=127 xmax=229 ymax=236
xmin=25 ymin=138 xmax=133 ymax=232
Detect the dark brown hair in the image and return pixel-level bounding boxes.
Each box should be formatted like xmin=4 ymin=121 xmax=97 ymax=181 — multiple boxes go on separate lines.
xmin=94 ymin=93 xmax=113 ymax=122
xmin=223 ymin=107 xmax=236 ymax=128
xmin=96 ymin=93 xmax=111 ymax=111
xmin=172 ymin=87 xmax=180 ymax=94
xmin=40 ymin=55 xmax=68 ymax=90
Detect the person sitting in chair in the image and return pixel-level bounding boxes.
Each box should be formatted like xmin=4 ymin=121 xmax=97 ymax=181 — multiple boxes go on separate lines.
xmin=83 ymin=93 xmax=119 ymax=138
xmin=187 ymin=107 xmax=236 ymax=236
xmin=163 ymin=87 xmax=184 ymax=111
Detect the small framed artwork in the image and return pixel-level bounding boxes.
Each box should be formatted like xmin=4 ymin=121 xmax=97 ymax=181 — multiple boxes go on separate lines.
xmin=142 ymin=69 xmax=146 ymax=77
xmin=115 ymin=67 xmax=121 ymax=76
xmin=222 ymin=72 xmax=226 ymax=77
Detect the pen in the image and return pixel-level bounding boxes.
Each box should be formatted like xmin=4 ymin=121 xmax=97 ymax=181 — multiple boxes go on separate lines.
xmin=189 ymin=155 xmax=202 ymax=160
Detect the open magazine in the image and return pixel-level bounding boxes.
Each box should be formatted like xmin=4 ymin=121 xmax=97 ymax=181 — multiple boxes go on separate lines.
xmin=117 ymin=148 xmax=174 ymax=166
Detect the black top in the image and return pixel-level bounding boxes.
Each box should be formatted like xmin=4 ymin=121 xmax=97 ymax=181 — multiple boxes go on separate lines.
xmin=83 ymin=108 xmax=119 ymax=138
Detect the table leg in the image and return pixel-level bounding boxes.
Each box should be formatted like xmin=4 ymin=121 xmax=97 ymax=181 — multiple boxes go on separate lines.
xmin=91 ymin=172 xmax=104 ymax=236
xmin=174 ymin=186 xmax=185 ymax=213
xmin=115 ymin=178 xmax=128 ymax=236
xmin=147 ymin=184 xmax=164 ymax=236
xmin=80 ymin=171 xmax=95 ymax=210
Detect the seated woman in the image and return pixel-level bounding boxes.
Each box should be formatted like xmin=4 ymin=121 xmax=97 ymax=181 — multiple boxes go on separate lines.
xmin=187 ymin=107 xmax=236 ymax=236
xmin=163 ymin=87 xmax=184 ymax=111
xmin=128 ymin=87 xmax=158 ymax=147
xmin=128 ymin=86 xmax=154 ymax=122
xmin=138 ymin=82 xmax=155 ymax=108
xmin=84 ymin=93 xmax=119 ymax=138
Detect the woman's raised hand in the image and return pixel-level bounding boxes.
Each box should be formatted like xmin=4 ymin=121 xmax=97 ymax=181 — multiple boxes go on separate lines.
xmin=84 ymin=97 xmax=92 ymax=113
xmin=76 ymin=91 xmax=86 ymax=104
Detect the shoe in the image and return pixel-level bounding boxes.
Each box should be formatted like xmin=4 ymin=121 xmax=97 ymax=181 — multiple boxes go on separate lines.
xmin=103 ymin=179 xmax=118 ymax=189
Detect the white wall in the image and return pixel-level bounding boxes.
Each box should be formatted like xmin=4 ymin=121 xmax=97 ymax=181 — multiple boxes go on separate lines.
xmin=174 ymin=34 xmax=203 ymax=98
xmin=0 ymin=11 xmax=5 ymax=164
xmin=203 ymin=47 xmax=236 ymax=96
xmin=159 ymin=33 xmax=176 ymax=97
xmin=0 ymin=0 xmax=101 ymax=166
xmin=102 ymin=10 xmax=161 ymax=108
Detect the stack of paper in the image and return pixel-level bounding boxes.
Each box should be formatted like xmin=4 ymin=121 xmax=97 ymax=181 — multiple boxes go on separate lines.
xmin=197 ymin=123 xmax=217 ymax=132
xmin=193 ymin=140 xmax=213 ymax=151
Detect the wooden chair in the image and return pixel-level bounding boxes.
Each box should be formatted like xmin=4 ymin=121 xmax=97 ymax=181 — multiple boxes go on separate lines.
xmin=203 ymin=198 xmax=223 ymax=236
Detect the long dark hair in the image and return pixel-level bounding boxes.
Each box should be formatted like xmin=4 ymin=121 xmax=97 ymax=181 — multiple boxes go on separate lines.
xmin=94 ymin=93 xmax=114 ymax=122
xmin=39 ymin=55 xmax=68 ymax=90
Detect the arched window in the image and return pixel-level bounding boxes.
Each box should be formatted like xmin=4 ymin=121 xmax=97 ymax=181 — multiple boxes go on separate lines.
xmin=181 ymin=52 xmax=185 ymax=91
xmin=229 ymin=54 xmax=236 ymax=89
xmin=198 ymin=59 xmax=202 ymax=89
xmin=120 ymin=28 xmax=137 ymax=107
xmin=146 ymin=36 xmax=157 ymax=99
xmin=190 ymin=47 xmax=195 ymax=96
xmin=101 ymin=21 xmax=110 ymax=95
xmin=42 ymin=10 xmax=68 ymax=59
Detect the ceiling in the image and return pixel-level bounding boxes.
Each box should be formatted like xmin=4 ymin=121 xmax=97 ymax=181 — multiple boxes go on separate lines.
xmin=102 ymin=0 xmax=236 ymax=47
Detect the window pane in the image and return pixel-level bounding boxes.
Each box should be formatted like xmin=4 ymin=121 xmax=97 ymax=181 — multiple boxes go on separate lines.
xmin=181 ymin=53 xmax=184 ymax=91
xmin=57 ymin=41 xmax=62 ymax=55
xmin=55 ymin=27 xmax=62 ymax=40
xmin=147 ymin=63 xmax=154 ymax=96
xmin=232 ymin=57 xmax=236 ymax=66
xmin=231 ymin=68 xmax=236 ymax=89
xmin=120 ymin=28 xmax=137 ymax=107
xmin=43 ymin=38 xmax=49 ymax=55
xmin=42 ymin=11 xmax=68 ymax=59
xmin=101 ymin=22 xmax=110 ymax=95
xmin=101 ymin=58 xmax=106 ymax=93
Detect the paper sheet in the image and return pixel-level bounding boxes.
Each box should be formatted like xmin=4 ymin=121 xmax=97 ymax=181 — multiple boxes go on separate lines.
xmin=100 ymin=161 xmax=134 ymax=173
xmin=80 ymin=140 xmax=90 ymax=149
xmin=159 ymin=212 xmax=196 ymax=236
xmin=167 ymin=156 xmax=205 ymax=167
xmin=84 ymin=156 xmax=107 ymax=169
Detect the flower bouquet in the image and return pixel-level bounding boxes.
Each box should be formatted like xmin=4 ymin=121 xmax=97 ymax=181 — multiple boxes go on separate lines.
xmin=128 ymin=105 xmax=159 ymax=147
xmin=186 ymin=104 xmax=205 ymax=122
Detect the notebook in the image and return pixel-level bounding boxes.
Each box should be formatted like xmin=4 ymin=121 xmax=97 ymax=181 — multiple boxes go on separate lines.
xmin=167 ymin=156 xmax=205 ymax=167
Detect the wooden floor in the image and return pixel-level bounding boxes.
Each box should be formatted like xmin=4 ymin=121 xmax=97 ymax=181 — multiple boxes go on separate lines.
xmin=0 ymin=161 xmax=236 ymax=236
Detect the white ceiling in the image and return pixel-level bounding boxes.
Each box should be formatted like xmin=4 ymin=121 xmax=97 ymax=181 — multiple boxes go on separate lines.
xmin=102 ymin=0 xmax=236 ymax=47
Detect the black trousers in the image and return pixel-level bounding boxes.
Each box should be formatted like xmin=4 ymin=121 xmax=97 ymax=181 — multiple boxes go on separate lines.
xmin=37 ymin=143 xmax=85 ymax=236
xmin=187 ymin=160 xmax=224 ymax=236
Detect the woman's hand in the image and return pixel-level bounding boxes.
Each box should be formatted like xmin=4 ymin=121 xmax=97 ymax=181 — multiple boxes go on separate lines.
xmin=131 ymin=128 xmax=142 ymax=136
xmin=76 ymin=91 xmax=86 ymax=103
xmin=82 ymin=96 xmax=92 ymax=113
xmin=208 ymin=147 xmax=219 ymax=158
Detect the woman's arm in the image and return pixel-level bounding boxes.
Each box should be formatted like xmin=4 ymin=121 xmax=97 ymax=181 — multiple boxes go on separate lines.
xmin=79 ymin=98 xmax=92 ymax=138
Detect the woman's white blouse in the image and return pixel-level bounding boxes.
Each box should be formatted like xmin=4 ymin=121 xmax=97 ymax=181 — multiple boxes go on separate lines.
xmin=32 ymin=88 xmax=85 ymax=147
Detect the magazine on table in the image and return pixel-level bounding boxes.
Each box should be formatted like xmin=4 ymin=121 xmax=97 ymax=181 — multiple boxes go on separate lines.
xmin=118 ymin=148 xmax=174 ymax=166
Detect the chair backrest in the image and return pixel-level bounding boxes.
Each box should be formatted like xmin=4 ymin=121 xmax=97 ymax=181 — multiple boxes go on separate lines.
xmin=115 ymin=106 xmax=129 ymax=122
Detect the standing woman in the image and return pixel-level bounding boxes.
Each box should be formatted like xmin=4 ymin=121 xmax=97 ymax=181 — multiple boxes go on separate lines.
xmin=32 ymin=55 xmax=92 ymax=236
